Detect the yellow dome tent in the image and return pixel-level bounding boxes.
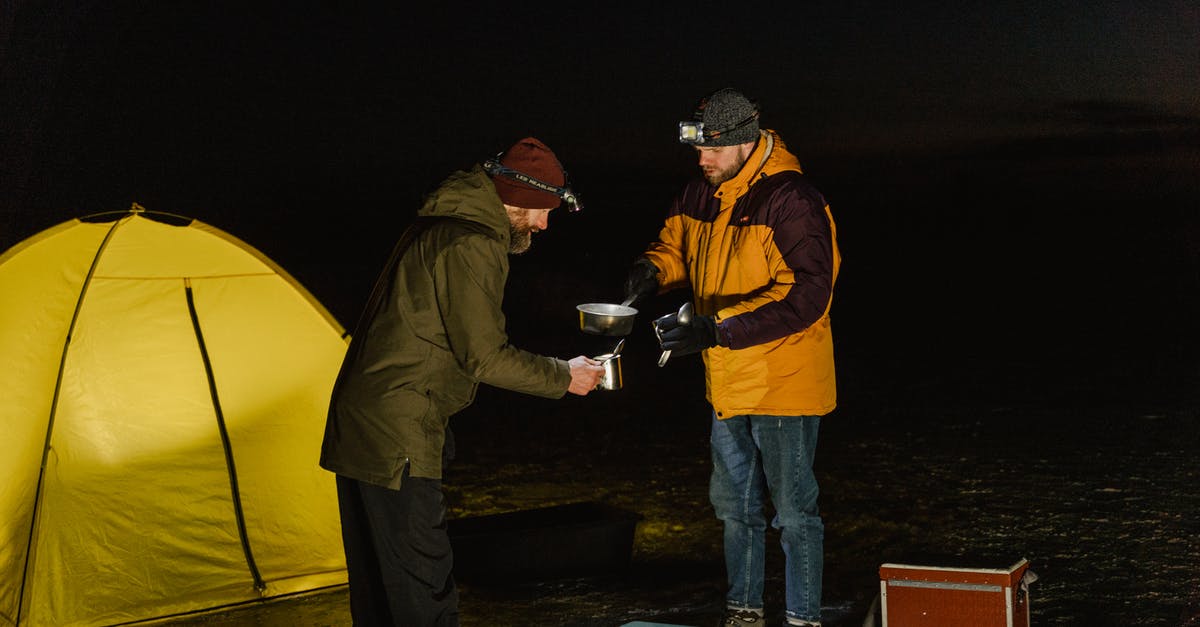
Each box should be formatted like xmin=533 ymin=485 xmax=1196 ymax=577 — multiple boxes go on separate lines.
xmin=0 ymin=206 xmax=350 ymax=626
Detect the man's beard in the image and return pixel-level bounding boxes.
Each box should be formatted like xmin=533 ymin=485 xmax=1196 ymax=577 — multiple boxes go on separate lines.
xmin=703 ymin=160 xmax=743 ymax=186
xmin=508 ymin=215 xmax=534 ymax=254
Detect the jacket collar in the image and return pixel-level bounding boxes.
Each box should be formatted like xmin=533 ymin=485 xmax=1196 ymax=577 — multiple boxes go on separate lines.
xmin=714 ymin=130 xmax=802 ymax=202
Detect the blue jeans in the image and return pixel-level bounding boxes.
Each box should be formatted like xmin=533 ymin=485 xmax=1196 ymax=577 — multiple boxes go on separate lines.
xmin=710 ymin=413 xmax=823 ymax=623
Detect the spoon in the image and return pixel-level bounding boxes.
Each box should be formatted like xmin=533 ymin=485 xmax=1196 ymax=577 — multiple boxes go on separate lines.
xmin=657 ymin=302 xmax=693 ymax=367
xmin=597 ymin=338 xmax=625 ymax=363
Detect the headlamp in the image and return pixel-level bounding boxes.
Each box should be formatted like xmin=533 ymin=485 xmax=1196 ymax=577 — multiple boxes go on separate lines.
xmin=482 ymin=155 xmax=583 ymax=212
xmin=678 ymin=121 xmax=705 ymax=145
xmin=678 ymin=109 xmax=760 ymax=145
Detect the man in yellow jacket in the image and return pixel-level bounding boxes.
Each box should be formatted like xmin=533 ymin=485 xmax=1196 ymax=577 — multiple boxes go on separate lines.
xmin=625 ymin=88 xmax=840 ymax=627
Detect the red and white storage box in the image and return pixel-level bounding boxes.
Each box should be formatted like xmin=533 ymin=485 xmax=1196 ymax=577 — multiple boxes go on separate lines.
xmin=878 ymin=557 xmax=1036 ymax=627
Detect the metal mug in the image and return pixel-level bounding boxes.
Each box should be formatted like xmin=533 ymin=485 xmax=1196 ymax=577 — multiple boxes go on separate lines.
xmin=594 ymin=353 xmax=623 ymax=391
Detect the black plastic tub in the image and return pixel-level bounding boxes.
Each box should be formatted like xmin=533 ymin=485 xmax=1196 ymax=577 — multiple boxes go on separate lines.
xmin=448 ymin=501 xmax=642 ymax=583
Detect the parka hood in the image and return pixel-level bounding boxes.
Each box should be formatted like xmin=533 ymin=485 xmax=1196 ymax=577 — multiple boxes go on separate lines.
xmin=418 ymin=165 xmax=511 ymax=243
xmin=716 ymin=129 xmax=802 ymax=202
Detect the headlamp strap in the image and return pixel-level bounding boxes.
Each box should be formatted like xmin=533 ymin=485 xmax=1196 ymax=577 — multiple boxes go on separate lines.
xmin=700 ymin=110 xmax=759 ymax=141
xmin=482 ymin=154 xmax=582 ymax=211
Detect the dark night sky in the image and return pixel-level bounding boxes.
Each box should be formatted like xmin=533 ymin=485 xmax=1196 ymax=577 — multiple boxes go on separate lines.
xmin=2 ymin=1 xmax=1196 ymax=202
xmin=2 ymin=1 xmax=1199 ymax=402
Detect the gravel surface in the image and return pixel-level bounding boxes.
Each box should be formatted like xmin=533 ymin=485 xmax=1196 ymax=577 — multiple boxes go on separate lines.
xmin=171 ymin=346 xmax=1200 ymax=626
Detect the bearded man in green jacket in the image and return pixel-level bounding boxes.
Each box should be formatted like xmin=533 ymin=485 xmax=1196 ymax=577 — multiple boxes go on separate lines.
xmin=320 ymin=137 xmax=604 ymax=626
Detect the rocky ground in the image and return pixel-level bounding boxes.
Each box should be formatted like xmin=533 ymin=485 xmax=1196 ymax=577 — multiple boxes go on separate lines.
xmin=171 ymin=340 xmax=1200 ymax=627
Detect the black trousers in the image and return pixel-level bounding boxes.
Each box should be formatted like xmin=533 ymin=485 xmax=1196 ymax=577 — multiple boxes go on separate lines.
xmin=335 ymin=473 xmax=459 ymax=626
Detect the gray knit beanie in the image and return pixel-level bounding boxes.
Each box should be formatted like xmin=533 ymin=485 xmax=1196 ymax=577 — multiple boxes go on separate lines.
xmin=690 ymin=88 xmax=760 ymax=146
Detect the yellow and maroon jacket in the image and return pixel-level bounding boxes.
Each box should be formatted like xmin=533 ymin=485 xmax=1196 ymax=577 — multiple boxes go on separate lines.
xmin=643 ymin=130 xmax=840 ymax=419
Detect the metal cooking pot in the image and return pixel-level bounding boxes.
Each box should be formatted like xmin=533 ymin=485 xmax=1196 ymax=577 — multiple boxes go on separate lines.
xmin=577 ymin=301 xmax=637 ymax=336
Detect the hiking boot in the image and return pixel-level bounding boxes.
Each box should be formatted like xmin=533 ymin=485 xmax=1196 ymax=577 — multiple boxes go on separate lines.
xmin=721 ymin=607 xmax=765 ymax=626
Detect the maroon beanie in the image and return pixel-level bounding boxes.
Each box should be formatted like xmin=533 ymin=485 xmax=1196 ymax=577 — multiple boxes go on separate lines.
xmin=491 ymin=137 xmax=566 ymax=209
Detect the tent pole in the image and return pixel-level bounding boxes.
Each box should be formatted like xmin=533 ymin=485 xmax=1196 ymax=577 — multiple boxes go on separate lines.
xmin=18 ymin=215 xmax=128 ymax=623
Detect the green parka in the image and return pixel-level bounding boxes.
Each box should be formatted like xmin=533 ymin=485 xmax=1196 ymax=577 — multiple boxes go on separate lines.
xmin=319 ymin=166 xmax=571 ymax=488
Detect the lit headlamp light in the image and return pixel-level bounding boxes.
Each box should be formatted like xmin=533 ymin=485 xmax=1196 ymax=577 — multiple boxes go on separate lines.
xmin=482 ymin=155 xmax=583 ymax=212
xmin=678 ymin=109 xmax=760 ymax=145
xmin=678 ymin=121 xmax=706 ymax=145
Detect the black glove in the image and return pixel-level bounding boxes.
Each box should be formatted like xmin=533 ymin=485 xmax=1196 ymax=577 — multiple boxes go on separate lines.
xmin=623 ymin=258 xmax=659 ymax=305
xmin=655 ymin=313 xmax=723 ymax=357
